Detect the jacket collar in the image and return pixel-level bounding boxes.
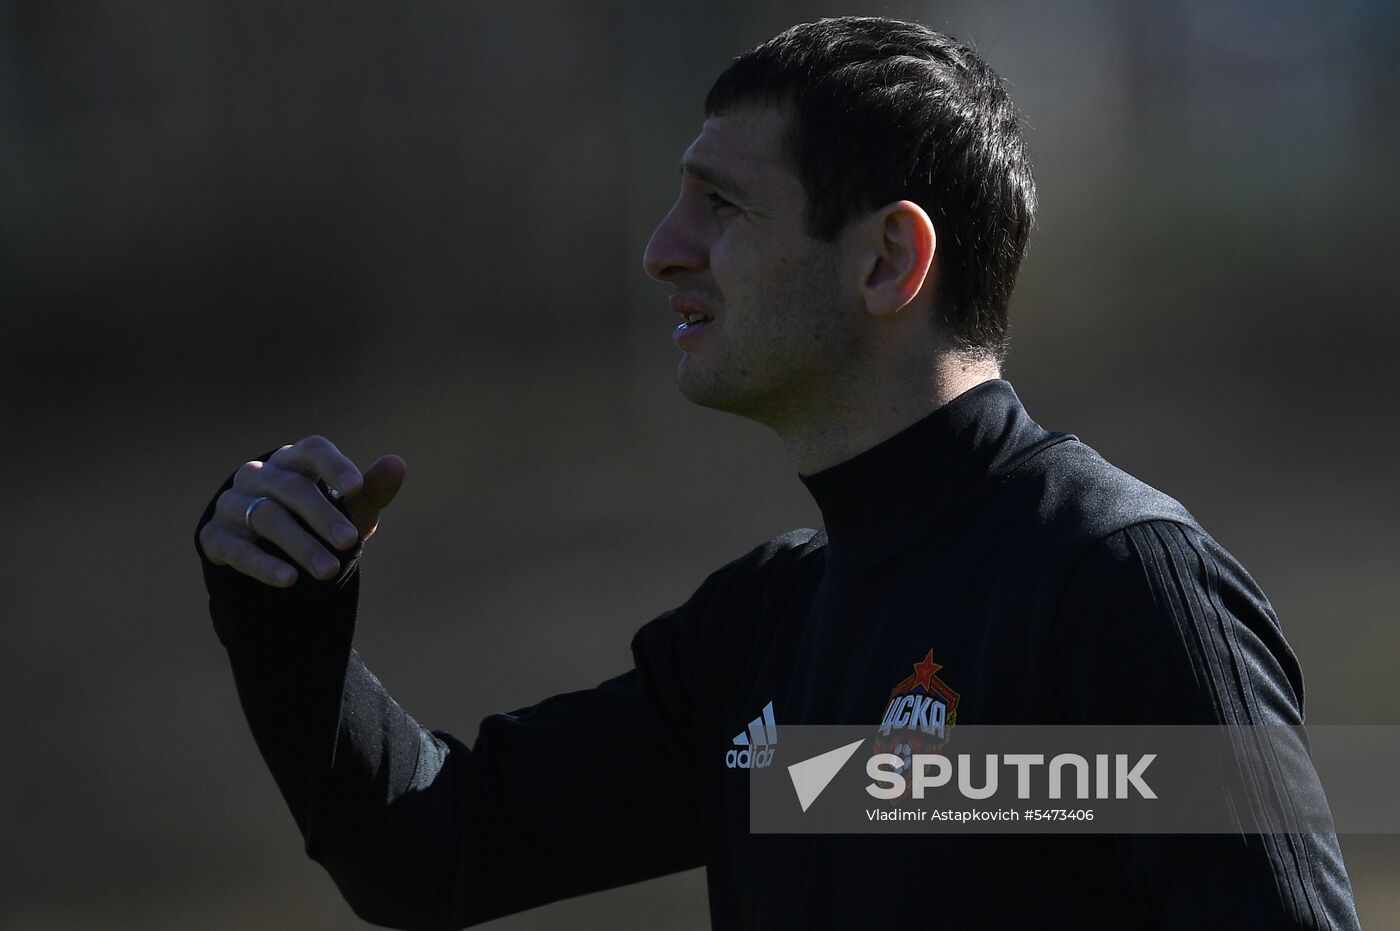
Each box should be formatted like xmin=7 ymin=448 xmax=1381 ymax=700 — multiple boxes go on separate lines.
xmin=799 ymin=379 xmax=1071 ymax=573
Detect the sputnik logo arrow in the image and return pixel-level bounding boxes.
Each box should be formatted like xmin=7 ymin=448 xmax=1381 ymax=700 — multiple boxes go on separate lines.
xmin=787 ymin=738 xmax=866 ymax=812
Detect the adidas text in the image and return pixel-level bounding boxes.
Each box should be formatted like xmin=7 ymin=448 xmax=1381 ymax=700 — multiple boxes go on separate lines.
xmin=726 ymin=701 xmax=777 ymax=769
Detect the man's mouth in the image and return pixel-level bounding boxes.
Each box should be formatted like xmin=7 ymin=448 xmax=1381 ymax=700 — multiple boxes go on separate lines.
xmin=674 ymin=314 xmax=715 ymax=347
xmin=671 ymin=293 xmax=719 ymax=347
xmin=672 ymin=300 xmax=717 ymax=347
xmin=670 ymin=293 xmax=717 ymax=321
xmin=678 ymin=311 xmax=714 ymax=328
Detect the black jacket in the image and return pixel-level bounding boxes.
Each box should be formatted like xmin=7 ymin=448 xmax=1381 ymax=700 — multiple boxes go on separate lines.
xmin=197 ymin=379 xmax=1360 ymax=929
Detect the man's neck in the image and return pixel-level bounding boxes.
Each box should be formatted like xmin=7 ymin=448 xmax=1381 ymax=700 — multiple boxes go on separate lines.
xmin=780 ymin=360 xmax=1002 ymax=476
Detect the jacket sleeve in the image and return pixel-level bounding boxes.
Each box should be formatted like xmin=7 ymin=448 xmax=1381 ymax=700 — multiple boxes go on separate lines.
xmin=1051 ymin=519 xmax=1360 ymax=930
xmin=195 ymin=468 xmax=718 ymax=929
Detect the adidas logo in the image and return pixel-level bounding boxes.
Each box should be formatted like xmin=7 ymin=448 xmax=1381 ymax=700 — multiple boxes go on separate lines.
xmin=725 ymin=701 xmax=777 ymax=769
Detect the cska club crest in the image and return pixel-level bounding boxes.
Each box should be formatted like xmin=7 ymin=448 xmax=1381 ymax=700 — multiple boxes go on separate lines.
xmin=873 ymin=649 xmax=961 ymax=763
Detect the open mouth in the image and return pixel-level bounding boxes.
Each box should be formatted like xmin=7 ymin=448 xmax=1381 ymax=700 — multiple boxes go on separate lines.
xmin=671 ymin=294 xmax=718 ymax=345
xmin=678 ymin=311 xmax=714 ymax=329
xmin=673 ymin=309 xmax=716 ymax=347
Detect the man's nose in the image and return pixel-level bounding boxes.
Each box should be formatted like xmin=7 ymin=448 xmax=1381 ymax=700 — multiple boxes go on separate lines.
xmin=643 ymin=202 xmax=706 ymax=282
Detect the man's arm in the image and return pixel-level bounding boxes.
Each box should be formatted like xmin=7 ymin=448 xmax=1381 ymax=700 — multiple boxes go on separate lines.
xmin=1051 ymin=519 xmax=1360 ymax=930
xmin=196 ymin=439 xmax=715 ymax=928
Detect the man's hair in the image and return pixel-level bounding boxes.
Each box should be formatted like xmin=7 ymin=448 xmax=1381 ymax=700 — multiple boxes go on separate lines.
xmin=706 ymin=17 xmax=1036 ymax=363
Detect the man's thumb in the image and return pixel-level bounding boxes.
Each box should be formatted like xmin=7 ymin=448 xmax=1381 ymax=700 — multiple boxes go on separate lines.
xmin=348 ymin=454 xmax=407 ymax=539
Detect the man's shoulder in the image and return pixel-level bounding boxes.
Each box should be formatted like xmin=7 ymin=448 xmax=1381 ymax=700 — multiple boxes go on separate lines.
xmin=658 ymin=527 xmax=825 ymax=616
xmin=629 ymin=529 xmax=825 ymax=677
xmin=714 ymin=527 xmax=827 ymax=591
xmin=1003 ymin=434 xmax=1202 ymax=545
xmin=748 ymin=527 xmax=827 ymax=565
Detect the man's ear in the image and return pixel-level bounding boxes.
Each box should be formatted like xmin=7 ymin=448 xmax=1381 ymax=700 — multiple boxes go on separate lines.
xmin=858 ymin=200 xmax=936 ymax=318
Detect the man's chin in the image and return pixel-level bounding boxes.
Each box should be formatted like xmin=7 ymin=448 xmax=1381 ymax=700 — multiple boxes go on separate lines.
xmin=676 ymin=365 xmax=774 ymax=425
xmin=676 ymin=363 xmax=741 ymax=414
xmin=675 ymin=370 xmax=722 ymax=410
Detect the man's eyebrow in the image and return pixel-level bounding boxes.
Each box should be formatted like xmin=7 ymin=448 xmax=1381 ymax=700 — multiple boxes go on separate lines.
xmin=678 ymin=161 xmax=749 ymax=202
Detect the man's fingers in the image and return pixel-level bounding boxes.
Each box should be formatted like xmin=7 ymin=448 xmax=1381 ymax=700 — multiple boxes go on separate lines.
xmin=267 ymin=435 xmax=364 ymax=496
xmin=218 ymin=438 xmax=400 ymax=561
xmin=219 ymin=492 xmax=344 ymax=581
xmin=360 ymin=455 xmax=407 ymax=509
xmin=227 ymin=467 xmax=360 ymax=551
xmin=203 ymin=436 xmax=389 ymax=587
xmin=200 ymin=525 xmax=299 ymax=588
xmin=346 ymin=454 xmax=407 ymax=539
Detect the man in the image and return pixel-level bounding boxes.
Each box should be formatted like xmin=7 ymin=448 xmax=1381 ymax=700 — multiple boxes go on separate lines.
xmin=195 ymin=18 xmax=1360 ymax=929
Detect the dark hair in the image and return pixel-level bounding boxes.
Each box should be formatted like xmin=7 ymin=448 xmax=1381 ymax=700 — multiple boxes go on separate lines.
xmin=706 ymin=17 xmax=1036 ymax=362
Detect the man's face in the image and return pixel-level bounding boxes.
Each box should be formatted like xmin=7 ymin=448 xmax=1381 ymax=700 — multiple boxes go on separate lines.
xmin=643 ymin=105 xmax=862 ymax=425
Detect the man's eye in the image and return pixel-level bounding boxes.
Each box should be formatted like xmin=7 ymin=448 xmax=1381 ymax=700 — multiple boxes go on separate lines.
xmin=705 ymin=192 xmax=737 ymax=212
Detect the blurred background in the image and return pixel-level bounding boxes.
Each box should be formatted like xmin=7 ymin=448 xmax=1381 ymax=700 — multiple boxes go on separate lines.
xmin=3 ymin=0 xmax=1396 ymax=927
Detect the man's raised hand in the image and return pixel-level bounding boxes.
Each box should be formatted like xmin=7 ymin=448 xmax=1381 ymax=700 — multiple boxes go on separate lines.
xmin=198 ymin=436 xmax=407 ymax=588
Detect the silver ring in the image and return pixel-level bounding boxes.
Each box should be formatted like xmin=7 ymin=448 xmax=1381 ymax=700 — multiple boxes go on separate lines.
xmin=244 ymin=496 xmax=273 ymax=534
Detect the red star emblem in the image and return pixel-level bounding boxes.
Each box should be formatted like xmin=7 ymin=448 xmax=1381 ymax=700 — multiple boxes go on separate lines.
xmin=889 ymin=648 xmax=960 ymax=714
xmin=911 ymin=650 xmax=944 ymax=691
